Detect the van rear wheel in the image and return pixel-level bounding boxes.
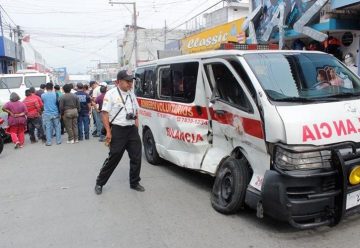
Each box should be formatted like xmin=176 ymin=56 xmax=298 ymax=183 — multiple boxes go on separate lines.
xmin=143 ymin=129 xmax=161 ymax=165
xmin=211 ymin=157 xmax=250 ymax=214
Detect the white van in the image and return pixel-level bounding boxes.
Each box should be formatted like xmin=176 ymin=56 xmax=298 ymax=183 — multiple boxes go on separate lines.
xmin=135 ymin=49 xmax=360 ymax=228
xmin=0 ymin=71 xmax=50 ymax=103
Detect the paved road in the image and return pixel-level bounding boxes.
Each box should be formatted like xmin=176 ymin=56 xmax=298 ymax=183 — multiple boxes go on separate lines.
xmin=1 ymin=135 xmax=360 ymax=248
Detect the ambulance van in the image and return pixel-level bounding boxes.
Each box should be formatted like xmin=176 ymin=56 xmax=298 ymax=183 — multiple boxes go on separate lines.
xmin=134 ymin=49 xmax=360 ymax=229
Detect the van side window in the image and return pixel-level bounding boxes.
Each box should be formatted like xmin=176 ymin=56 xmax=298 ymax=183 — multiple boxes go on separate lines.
xmin=135 ymin=67 xmax=156 ymax=98
xmin=143 ymin=68 xmax=156 ymax=98
xmin=159 ymin=62 xmax=198 ymax=103
xmin=229 ymin=60 xmax=256 ymax=99
xmin=206 ymin=63 xmax=252 ymax=112
xmin=171 ymin=62 xmax=198 ymax=103
xmin=134 ymin=68 xmax=145 ymax=97
xmin=159 ymin=67 xmax=172 ymax=98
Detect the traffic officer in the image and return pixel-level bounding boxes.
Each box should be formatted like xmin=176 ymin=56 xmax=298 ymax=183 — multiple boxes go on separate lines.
xmin=94 ymin=70 xmax=144 ymax=194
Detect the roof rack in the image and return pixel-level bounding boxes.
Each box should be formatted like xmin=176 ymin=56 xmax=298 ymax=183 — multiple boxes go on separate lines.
xmin=219 ymin=43 xmax=279 ymax=50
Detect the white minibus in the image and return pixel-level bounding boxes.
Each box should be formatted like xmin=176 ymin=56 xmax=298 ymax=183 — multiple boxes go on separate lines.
xmin=135 ymin=49 xmax=360 ymax=229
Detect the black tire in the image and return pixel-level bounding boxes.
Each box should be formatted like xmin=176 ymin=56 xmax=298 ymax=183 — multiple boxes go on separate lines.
xmin=0 ymin=138 xmax=3 ymax=155
xmin=211 ymin=157 xmax=250 ymax=214
xmin=143 ymin=128 xmax=161 ymax=165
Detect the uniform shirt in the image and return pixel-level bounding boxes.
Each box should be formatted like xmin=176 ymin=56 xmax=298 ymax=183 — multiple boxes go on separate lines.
xmin=102 ymin=87 xmax=139 ymax=126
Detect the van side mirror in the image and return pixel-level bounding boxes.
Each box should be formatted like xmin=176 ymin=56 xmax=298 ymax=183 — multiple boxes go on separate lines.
xmin=210 ymin=95 xmax=220 ymax=104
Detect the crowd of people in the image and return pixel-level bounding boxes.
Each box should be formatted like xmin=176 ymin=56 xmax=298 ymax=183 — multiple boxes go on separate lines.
xmin=2 ymin=69 xmax=145 ymax=192
xmin=1 ymin=81 xmax=108 ymax=148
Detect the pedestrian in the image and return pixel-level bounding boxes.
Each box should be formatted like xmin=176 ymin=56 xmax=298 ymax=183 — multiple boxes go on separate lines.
xmin=90 ymin=81 xmax=101 ymax=137
xmin=2 ymin=92 xmax=27 ymax=148
xmin=69 ymin=83 xmax=77 ymax=94
xmin=23 ymin=89 xmax=44 ymax=143
xmin=55 ymin=85 xmax=65 ymax=134
xmin=29 ymin=87 xmax=45 ymax=142
xmin=41 ymin=82 xmax=62 ymax=146
xmin=95 ymin=85 xmax=107 ymax=142
xmin=59 ymin=84 xmax=80 ymax=144
xmin=35 ymin=84 xmax=46 ymax=98
xmin=84 ymin=84 xmax=90 ymax=95
xmin=95 ymin=70 xmax=144 ymax=194
xmin=75 ymin=83 xmax=91 ymax=140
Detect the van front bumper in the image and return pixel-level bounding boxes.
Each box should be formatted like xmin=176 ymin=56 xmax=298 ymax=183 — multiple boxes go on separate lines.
xmin=262 ymin=146 xmax=360 ymax=229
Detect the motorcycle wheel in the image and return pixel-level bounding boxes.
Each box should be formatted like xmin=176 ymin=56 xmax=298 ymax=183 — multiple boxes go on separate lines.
xmin=0 ymin=138 xmax=3 ymax=155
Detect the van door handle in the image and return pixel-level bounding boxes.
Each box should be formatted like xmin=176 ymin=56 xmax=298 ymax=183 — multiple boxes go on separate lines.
xmin=214 ymin=110 xmax=226 ymax=115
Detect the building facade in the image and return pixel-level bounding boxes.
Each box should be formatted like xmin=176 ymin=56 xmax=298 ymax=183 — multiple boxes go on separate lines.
xmin=0 ymin=36 xmax=23 ymax=74
xmin=118 ymin=26 xmax=187 ymax=69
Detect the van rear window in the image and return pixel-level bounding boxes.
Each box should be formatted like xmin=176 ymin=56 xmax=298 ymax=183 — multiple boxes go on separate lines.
xmin=24 ymin=76 xmax=47 ymax=88
xmin=0 ymin=77 xmax=22 ymax=89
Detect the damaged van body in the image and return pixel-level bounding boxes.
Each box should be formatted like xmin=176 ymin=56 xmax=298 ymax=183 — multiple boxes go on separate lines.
xmin=135 ymin=50 xmax=360 ymax=229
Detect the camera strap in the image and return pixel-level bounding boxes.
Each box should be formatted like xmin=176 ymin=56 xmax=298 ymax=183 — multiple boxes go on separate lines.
xmin=109 ymin=107 xmax=123 ymax=124
xmin=108 ymin=87 xmax=127 ymax=125
xmin=116 ymin=87 xmax=134 ymax=114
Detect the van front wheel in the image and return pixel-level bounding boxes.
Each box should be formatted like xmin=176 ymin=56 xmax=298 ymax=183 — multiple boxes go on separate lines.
xmin=143 ymin=129 xmax=161 ymax=165
xmin=211 ymin=157 xmax=250 ymax=214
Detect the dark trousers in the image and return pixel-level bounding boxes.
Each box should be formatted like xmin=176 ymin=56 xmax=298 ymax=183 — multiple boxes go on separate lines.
xmin=27 ymin=117 xmax=44 ymax=142
xmin=96 ymin=125 xmax=142 ymax=187
xmin=78 ymin=114 xmax=90 ymax=140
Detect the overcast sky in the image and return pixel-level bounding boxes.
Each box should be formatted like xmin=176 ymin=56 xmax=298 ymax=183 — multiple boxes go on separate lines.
xmin=1 ymin=0 xmax=237 ymax=74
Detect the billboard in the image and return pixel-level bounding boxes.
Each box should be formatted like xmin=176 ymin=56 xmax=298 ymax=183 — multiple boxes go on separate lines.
xmin=53 ymin=67 xmax=67 ymax=82
xmin=245 ymin=0 xmax=329 ymax=44
xmin=181 ymin=18 xmax=245 ymax=54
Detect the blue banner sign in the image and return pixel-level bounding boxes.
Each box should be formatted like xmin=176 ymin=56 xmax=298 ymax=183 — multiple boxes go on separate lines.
xmin=0 ymin=36 xmax=21 ymax=59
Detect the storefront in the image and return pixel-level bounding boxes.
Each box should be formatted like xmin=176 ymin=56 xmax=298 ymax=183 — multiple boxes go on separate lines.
xmin=181 ymin=18 xmax=246 ymax=54
xmin=0 ymin=36 xmax=23 ymax=74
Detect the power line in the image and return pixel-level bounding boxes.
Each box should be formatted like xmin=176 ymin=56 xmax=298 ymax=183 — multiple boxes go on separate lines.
xmin=0 ymin=4 xmax=17 ymax=26
xmin=167 ymin=0 xmax=223 ymax=33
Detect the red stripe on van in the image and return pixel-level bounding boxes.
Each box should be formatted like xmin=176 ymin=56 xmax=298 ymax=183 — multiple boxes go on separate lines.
xmin=137 ymin=97 xmax=264 ymax=139
xmin=242 ymin=118 xmax=264 ymax=139
xmin=209 ymin=108 xmax=264 ymax=139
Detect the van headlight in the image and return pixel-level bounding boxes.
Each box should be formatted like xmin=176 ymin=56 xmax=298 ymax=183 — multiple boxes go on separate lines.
xmin=274 ymin=146 xmax=332 ymax=171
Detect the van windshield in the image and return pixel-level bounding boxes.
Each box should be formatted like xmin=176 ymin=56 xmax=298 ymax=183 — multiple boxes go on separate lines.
xmin=24 ymin=76 xmax=47 ymax=88
xmin=0 ymin=77 xmax=22 ymax=89
xmin=243 ymin=53 xmax=360 ymax=102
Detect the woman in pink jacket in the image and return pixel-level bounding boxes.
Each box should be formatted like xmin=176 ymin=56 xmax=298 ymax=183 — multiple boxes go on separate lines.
xmin=2 ymin=93 xmax=28 ymax=148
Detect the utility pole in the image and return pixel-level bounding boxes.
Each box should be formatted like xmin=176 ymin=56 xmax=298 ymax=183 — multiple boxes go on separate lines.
xmin=0 ymin=8 xmax=4 ymax=38
xmin=109 ymin=1 xmax=138 ymax=67
xmin=164 ymin=20 xmax=167 ymax=50
xmin=17 ymin=25 xmax=23 ymax=69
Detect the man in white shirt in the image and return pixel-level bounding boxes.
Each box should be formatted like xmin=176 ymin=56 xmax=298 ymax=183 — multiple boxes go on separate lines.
xmin=94 ymin=70 xmax=144 ymax=194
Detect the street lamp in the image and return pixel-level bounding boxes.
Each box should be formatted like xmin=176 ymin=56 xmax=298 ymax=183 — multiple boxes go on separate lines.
xmin=109 ymin=1 xmax=138 ymax=67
